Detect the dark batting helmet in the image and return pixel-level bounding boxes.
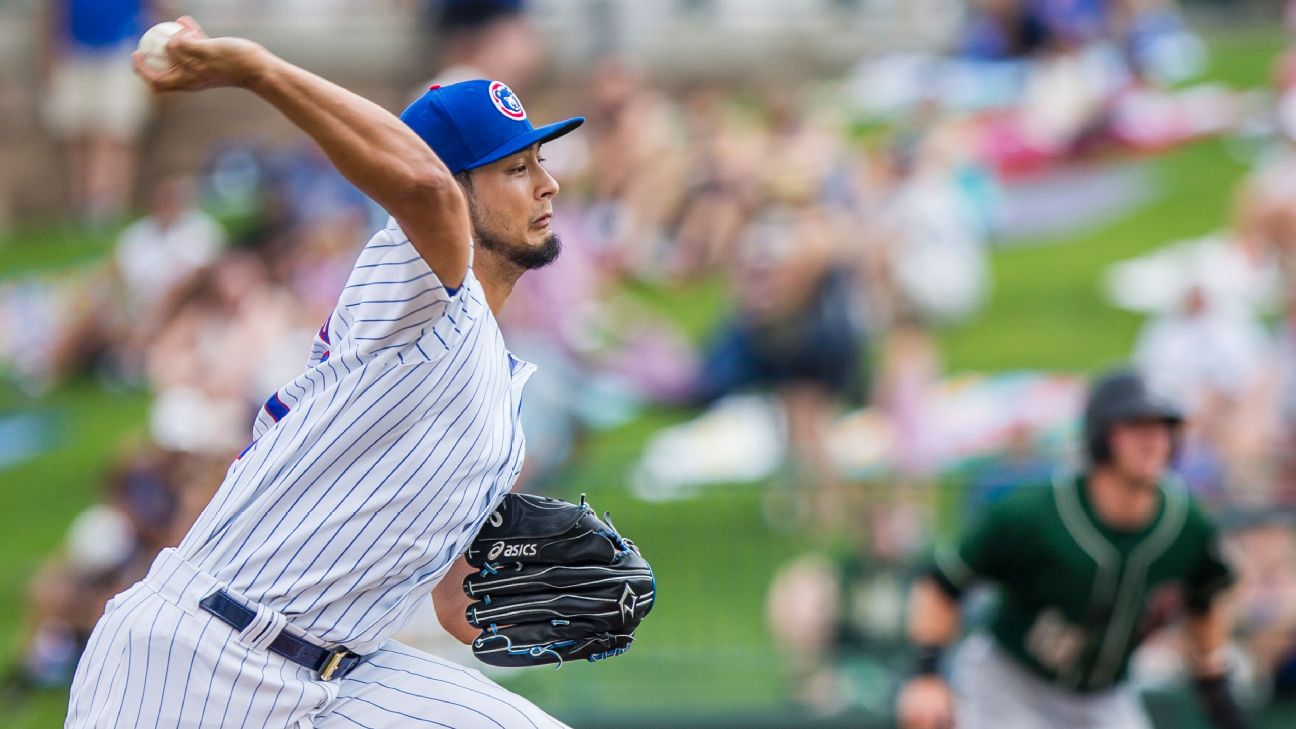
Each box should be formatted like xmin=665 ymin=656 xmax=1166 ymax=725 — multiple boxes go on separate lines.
xmin=1083 ymin=368 xmax=1184 ymax=465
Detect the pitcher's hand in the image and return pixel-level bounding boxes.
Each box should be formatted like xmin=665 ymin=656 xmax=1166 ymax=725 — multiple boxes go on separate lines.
xmin=132 ymin=16 xmax=267 ymax=93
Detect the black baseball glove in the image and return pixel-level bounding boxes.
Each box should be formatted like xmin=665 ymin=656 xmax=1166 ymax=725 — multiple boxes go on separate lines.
xmin=462 ymin=493 xmax=655 ymax=667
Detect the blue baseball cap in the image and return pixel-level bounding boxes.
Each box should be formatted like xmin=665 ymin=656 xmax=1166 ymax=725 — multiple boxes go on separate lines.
xmin=399 ymin=79 xmax=584 ymax=175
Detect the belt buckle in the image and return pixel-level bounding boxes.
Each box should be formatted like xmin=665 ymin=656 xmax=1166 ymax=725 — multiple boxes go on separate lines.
xmin=319 ymin=649 xmax=352 ymax=681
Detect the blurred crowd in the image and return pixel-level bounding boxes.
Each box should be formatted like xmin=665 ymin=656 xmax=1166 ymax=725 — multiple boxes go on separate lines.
xmin=757 ymin=0 xmax=1296 ymax=721
xmin=9 ymin=1 xmax=1296 ymax=725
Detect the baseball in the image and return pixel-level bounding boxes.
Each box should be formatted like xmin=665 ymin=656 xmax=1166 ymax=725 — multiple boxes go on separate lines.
xmin=137 ymin=21 xmax=183 ymax=71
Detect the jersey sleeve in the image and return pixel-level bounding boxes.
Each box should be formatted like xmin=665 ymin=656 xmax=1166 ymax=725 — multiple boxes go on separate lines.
xmin=933 ymin=496 xmax=1027 ymax=595
xmin=330 ymin=220 xmax=485 ymax=361
xmin=1184 ymin=506 xmax=1235 ymax=613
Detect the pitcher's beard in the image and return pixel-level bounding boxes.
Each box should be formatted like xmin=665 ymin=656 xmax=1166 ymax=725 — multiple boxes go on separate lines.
xmin=474 ymin=225 xmax=562 ymax=271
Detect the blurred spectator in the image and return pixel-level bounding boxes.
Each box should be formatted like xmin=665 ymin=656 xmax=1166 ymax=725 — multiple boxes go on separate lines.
xmin=1134 ymin=282 xmax=1278 ymax=500
xmin=109 ymin=175 xmax=228 ymax=371
xmin=1134 ymin=284 xmax=1272 ymax=416
xmin=667 ymin=87 xmax=757 ymax=275
xmin=0 ymin=265 xmax=104 ymax=393
xmin=768 ymin=505 xmax=921 ymax=716
xmin=1235 ymin=144 xmax=1296 ymax=284
xmin=16 ymin=445 xmax=222 ymax=689
xmin=1116 ymin=0 xmax=1207 ymax=84
xmin=1225 ymin=515 xmax=1296 ymax=698
xmin=958 ymin=0 xmax=1055 ymax=59
xmin=424 ymin=0 xmax=544 ymax=89
xmin=579 ymin=57 xmax=687 ymax=278
xmin=687 ymin=98 xmax=869 ymax=532
xmin=39 ymin=0 xmax=161 ymax=225
xmin=144 ymin=252 xmax=306 ymax=454
xmin=35 ymin=176 xmax=227 ymax=386
xmin=959 ymin=0 xmax=1200 ymax=78
xmin=870 ymin=124 xmax=992 ymax=329
xmin=112 ymin=176 xmax=226 ymax=322
xmin=1271 ymin=294 xmax=1296 ymax=502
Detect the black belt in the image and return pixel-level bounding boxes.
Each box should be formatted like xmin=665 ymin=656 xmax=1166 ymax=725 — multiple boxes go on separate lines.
xmin=198 ymin=590 xmax=362 ymax=681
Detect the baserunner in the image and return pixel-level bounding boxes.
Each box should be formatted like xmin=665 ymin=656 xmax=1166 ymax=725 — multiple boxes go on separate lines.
xmin=897 ymin=367 xmax=1249 ymax=729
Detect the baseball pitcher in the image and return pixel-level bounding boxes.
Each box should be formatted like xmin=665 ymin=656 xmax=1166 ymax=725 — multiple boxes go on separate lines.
xmin=66 ymin=16 xmax=653 ymax=729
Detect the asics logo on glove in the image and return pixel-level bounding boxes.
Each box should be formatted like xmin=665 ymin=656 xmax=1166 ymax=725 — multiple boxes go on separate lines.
xmin=487 ymin=541 xmax=538 ymax=560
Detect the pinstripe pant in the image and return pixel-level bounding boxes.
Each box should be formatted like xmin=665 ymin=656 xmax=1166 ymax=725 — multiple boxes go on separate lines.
xmin=66 ymin=549 xmax=569 ymax=729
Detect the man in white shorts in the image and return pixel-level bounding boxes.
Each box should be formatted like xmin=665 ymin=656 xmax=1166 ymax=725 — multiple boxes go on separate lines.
xmin=67 ymin=15 xmax=585 ymax=728
xmin=41 ymin=0 xmax=154 ymax=222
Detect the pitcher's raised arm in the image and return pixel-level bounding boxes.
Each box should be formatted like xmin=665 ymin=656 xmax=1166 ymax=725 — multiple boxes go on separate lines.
xmin=134 ymin=16 xmax=470 ymax=288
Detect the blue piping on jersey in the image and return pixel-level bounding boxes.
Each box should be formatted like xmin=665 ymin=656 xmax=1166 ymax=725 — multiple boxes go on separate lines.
xmin=264 ymin=392 xmax=291 ymax=422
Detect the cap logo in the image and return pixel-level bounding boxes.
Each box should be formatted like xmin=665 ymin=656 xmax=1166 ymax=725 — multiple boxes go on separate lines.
xmin=488 ymin=81 xmax=527 ymax=121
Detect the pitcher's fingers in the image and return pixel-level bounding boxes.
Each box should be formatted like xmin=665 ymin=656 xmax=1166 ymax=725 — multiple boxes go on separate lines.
xmin=166 ymin=24 xmax=207 ymax=62
xmin=131 ymin=52 xmax=167 ymax=90
xmin=133 ymin=51 xmax=191 ymax=92
xmin=175 ymin=15 xmax=207 ymax=37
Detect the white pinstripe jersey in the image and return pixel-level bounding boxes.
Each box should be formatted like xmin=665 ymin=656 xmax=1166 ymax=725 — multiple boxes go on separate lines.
xmin=177 ymin=218 xmax=533 ymax=655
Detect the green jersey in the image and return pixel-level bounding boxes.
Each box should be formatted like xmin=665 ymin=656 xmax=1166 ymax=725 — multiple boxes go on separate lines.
xmin=934 ymin=473 xmax=1233 ymax=693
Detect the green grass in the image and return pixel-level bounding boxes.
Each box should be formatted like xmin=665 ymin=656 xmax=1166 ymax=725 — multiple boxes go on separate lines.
xmin=0 ymin=223 xmax=119 ymax=279
xmin=1200 ymin=29 xmax=1287 ymax=89
xmin=2 ymin=29 xmax=1294 ymax=728
xmin=940 ymin=141 xmax=1254 ymax=372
